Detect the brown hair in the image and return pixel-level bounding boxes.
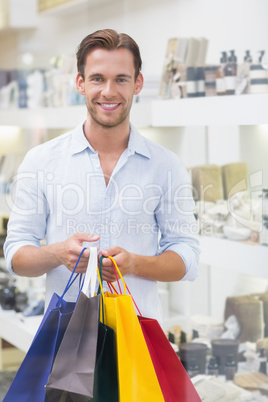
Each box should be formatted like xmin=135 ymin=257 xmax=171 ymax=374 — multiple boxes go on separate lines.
xmin=76 ymin=29 xmax=142 ymax=80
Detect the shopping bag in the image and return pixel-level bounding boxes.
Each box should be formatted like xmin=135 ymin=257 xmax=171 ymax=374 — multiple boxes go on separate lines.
xmin=3 ymin=249 xmax=86 ymax=402
xmin=89 ymin=267 xmax=119 ymax=402
xmin=99 ymin=256 xmax=164 ymax=402
xmin=46 ymin=247 xmax=100 ymax=400
xmin=138 ymin=316 xmax=202 ymax=402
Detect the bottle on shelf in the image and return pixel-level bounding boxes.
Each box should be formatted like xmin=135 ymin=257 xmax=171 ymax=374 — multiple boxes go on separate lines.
xmin=207 ymin=356 xmax=219 ymax=376
xmin=196 ymin=67 xmax=205 ymax=97
xmin=216 ymin=51 xmax=227 ymax=95
xmin=224 ymin=353 xmax=236 ymax=381
xmin=258 ymin=348 xmax=267 ymax=375
xmin=186 ymin=66 xmax=197 ymax=98
xmin=249 ymin=50 xmax=268 ymax=94
xmin=187 ymin=358 xmax=200 ymax=378
xmin=235 ymin=50 xmax=252 ymax=95
xmin=224 ymin=50 xmax=237 ymax=95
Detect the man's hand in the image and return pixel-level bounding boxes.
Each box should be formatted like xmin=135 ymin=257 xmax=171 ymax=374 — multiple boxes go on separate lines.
xmin=99 ymin=247 xmax=186 ymax=283
xmin=58 ymin=232 xmax=100 ymax=273
xmin=99 ymin=246 xmax=134 ymax=282
xmin=12 ymin=232 xmax=100 ymax=277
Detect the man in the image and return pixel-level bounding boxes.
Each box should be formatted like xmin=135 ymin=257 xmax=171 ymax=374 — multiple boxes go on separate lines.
xmin=4 ymin=29 xmax=200 ymax=321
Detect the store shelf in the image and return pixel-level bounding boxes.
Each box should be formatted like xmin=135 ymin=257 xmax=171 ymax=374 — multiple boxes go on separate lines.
xmin=0 ymin=105 xmax=85 ymax=129
xmin=1 ymin=94 xmax=268 ymax=129
xmin=199 ymin=235 xmax=268 ymax=278
xmin=0 ymin=102 xmax=152 ymax=129
xmin=0 ymin=309 xmax=42 ymax=352
xmin=39 ymin=0 xmax=113 ymax=16
xmin=0 ymin=0 xmax=38 ymax=34
xmin=152 ymin=93 xmax=268 ymax=127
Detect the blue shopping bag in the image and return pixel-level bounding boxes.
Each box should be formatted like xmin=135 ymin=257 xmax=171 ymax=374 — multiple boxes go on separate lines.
xmin=46 ymin=247 xmax=100 ymax=401
xmin=3 ymin=249 xmax=86 ymax=402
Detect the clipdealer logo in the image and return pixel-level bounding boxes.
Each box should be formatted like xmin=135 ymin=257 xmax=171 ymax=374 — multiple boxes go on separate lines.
xmin=66 ymin=217 xmax=199 ymax=238
xmin=6 ymin=170 xmax=195 ymax=224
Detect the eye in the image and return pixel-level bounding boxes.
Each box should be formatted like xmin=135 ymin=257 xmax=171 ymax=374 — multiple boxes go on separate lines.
xmin=117 ymin=78 xmax=127 ymax=83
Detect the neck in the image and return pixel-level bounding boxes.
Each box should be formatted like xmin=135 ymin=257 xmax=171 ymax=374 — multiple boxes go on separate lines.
xmin=83 ymin=117 xmax=130 ymax=154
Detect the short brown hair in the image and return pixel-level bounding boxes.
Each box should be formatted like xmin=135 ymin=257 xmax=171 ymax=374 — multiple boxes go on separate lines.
xmin=76 ymin=29 xmax=142 ymax=80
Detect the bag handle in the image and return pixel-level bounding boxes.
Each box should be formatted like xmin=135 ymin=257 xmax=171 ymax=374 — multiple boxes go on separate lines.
xmin=97 ymin=259 xmax=105 ymax=323
xmin=81 ymin=246 xmax=98 ymax=298
xmin=101 ymin=255 xmax=127 ymax=294
xmin=100 ymin=255 xmax=142 ymax=316
xmin=57 ymin=247 xmax=86 ymax=307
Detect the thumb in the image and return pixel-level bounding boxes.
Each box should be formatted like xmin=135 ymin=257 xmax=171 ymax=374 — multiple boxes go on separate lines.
xmin=75 ymin=232 xmax=100 ymax=243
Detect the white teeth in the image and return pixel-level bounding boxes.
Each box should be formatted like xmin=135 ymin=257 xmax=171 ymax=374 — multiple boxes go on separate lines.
xmin=100 ymin=103 xmax=118 ymax=108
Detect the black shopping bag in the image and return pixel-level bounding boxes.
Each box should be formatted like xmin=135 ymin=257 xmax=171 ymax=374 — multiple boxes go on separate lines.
xmin=88 ymin=259 xmax=119 ymax=402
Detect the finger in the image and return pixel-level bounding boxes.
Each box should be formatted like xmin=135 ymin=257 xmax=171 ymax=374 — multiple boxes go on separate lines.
xmin=75 ymin=232 xmax=100 ymax=244
xmin=73 ymin=245 xmax=100 ymax=270
xmin=87 ymin=234 xmax=100 ymax=243
xmin=102 ymin=272 xmax=116 ymax=282
xmin=101 ymin=246 xmax=122 ymax=258
xmin=102 ymin=267 xmax=117 ymax=282
xmin=100 ymin=257 xmax=113 ymax=267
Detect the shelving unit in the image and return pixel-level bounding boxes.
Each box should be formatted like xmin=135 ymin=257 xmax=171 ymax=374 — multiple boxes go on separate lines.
xmin=38 ymin=0 xmax=113 ymax=16
xmin=0 ymin=309 xmax=42 ymax=360
xmin=0 ymin=101 xmax=152 ymax=129
xmin=199 ymin=236 xmax=268 ymax=279
xmin=1 ymin=93 xmax=267 ymax=129
xmin=152 ymin=93 xmax=268 ymax=126
xmin=0 ymin=0 xmax=38 ymax=34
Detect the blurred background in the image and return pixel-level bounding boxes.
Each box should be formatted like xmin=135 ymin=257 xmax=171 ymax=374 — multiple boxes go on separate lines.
xmin=0 ymin=1 xmax=268 ymax=399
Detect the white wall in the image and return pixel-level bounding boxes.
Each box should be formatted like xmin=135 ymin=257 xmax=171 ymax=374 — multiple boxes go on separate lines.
xmin=2 ymin=0 xmax=268 ymax=72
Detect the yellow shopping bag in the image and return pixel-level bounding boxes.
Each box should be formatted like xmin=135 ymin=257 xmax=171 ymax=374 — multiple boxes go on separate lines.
xmin=99 ymin=256 xmax=164 ymax=402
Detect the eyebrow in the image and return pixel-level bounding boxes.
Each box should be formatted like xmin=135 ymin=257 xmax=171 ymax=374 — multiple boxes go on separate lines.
xmin=88 ymin=73 xmax=132 ymax=79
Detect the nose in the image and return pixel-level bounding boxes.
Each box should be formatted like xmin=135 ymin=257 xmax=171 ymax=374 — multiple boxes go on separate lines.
xmin=101 ymin=80 xmax=116 ymax=97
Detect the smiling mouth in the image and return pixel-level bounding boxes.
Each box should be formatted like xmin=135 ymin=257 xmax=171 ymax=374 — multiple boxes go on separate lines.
xmin=98 ymin=103 xmax=120 ymax=109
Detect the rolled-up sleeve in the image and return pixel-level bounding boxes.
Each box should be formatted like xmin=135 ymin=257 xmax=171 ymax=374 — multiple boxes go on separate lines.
xmin=156 ymin=158 xmax=200 ymax=281
xmin=4 ymin=153 xmax=48 ymax=275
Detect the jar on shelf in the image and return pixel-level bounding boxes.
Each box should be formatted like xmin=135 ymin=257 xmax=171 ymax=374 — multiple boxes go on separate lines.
xmin=224 ymin=353 xmax=236 ymax=381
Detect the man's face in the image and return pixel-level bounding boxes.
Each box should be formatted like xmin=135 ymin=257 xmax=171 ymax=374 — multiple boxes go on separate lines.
xmin=76 ymin=48 xmax=143 ymax=129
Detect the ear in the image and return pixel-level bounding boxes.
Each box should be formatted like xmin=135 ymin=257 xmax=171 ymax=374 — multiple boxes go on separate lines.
xmin=134 ymin=72 xmax=144 ymax=95
xmin=76 ymin=73 xmax=85 ymax=95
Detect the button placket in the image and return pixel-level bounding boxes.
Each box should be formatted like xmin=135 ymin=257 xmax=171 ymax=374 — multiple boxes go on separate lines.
xmin=100 ymin=186 xmax=112 ymax=249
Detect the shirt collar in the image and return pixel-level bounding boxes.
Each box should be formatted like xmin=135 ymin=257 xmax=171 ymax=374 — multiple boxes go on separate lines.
xmin=127 ymin=123 xmax=151 ymax=159
xmin=71 ymin=122 xmax=96 ymax=155
xmin=70 ymin=121 xmax=151 ymax=159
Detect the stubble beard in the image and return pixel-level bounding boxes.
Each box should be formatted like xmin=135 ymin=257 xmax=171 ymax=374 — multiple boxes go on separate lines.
xmin=86 ymin=99 xmax=131 ymax=129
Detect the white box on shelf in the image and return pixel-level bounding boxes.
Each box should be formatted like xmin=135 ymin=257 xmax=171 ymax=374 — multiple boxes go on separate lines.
xmin=0 ymin=0 xmax=38 ymax=31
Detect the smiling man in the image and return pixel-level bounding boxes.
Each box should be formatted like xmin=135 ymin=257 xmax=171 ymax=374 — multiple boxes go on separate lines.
xmin=4 ymin=29 xmax=200 ymax=321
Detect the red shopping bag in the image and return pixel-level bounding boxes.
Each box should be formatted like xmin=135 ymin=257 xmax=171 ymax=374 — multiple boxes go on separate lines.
xmin=107 ymin=256 xmax=201 ymax=402
xmin=138 ymin=316 xmax=201 ymax=402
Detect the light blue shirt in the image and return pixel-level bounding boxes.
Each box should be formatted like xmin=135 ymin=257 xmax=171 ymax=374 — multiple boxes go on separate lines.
xmin=4 ymin=123 xmax=200 ymax=321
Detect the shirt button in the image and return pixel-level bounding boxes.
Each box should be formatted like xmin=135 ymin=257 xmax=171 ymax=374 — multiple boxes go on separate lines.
xmin=95 ymin=163 xmax=100 ymax=169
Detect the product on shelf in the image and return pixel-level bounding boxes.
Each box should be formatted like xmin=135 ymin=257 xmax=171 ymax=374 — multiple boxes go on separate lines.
xmin=0 ymin=54 xmax=85 ymax=110
xmin=191 ymin=164 xmax=223 ymax=202
xmin=234 ymin=371 xmax=268 ymax=392
xmin=159 ymin=41 xmax=268 ymax=99
xmin=179 ymin=342 xmax=208 ymax=374
xmin=159 ymin=36 xmax=209 ymax=99
xmin=249 ymin=51 xmax=268 ymax=95
xmin=216 ymin=51 xmax=227 ymax=95
xmin=222 ymin=162 xmax=248 ymax=200
xmin=224 ymin=295 xmax=264 ymax=342
xmin=224 ymin=50 xmax=238 ymax=95
xmin=211 ymin=339 xmax=239 ymax=375
xmin=204 ymin=65 xmax=218 ymax=97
